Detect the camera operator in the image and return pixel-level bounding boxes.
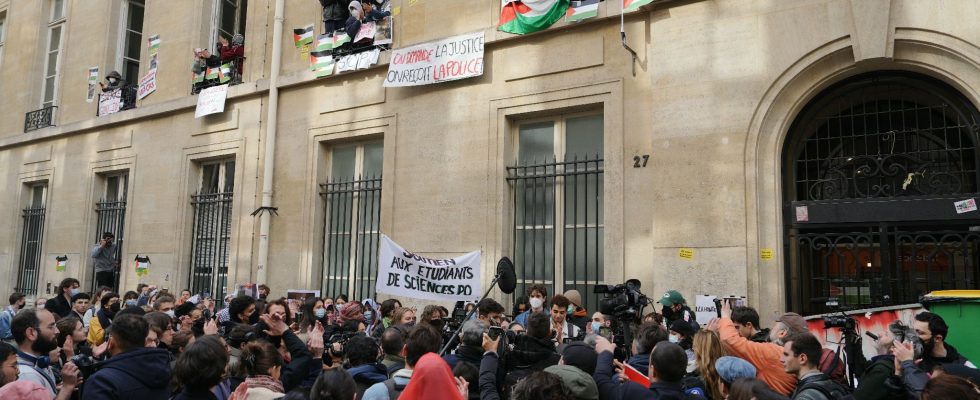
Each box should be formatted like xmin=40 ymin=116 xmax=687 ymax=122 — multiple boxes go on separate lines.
xmin=708 ymin=299 xmax=797 ymax=396
xmin=346 ymin=334 xmax=388 ymax=397
xmin=12 ymin=309 xmax=81 ymax=400
xmin=505 ymin=312 xmax=559 ymax=387
xmin=91 ymin=233 xmax=118 ymax=291
xmin=550 ymin=295 xmax=582 ymax=344
xmin=476 ymin=299 xmax=505 ymax=327
xmin=81 ymin=314 xmax=171 ymax=400
xmin=443 ymin=320 xmax=486 ymax=370
xmin=853 ymin=321 xmax=914 ymax=400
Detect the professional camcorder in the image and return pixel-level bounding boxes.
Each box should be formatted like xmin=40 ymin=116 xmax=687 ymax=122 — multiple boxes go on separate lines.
xmin=71 ymin=354 xmax=104 ymax=380
xmin=595 ymin=279 xmax=649 ymax=321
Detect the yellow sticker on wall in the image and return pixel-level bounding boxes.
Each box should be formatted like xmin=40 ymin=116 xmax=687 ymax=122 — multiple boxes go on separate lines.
xmin=760 ymin=248 xmax=774 ymax=260
xmin=678 ymin=248 xmax=695 ymax=260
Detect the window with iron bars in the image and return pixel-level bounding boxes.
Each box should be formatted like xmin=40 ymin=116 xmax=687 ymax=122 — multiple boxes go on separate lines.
xmin=92 ymin=173 xmax=128 ymax=292
xmin=189 ymin=160 xmax=235 ymax=304
xmin=321 ymin=142 xmax=383 ymax=301
xmin=507 ymin=114 xmax=604 ymax=312
xmin=17 ymin=184 xmax=48 ymax=296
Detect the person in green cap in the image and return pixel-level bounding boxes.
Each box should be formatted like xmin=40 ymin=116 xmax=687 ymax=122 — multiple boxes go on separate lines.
xmin=659 ymin=290 xmax=699 ymax=330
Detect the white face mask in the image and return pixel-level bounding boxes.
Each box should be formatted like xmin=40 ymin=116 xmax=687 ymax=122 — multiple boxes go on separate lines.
xmin=529 ymin=298 xmax=544 ymax=310
xmin=108 ymin=78 xmax=117 ymax=84
xmin=165 ymin=310 xmax=176 ymax=318
xmin=669 ymin=334 xmax=680 ymax=344
xmin=70 ymin=288 xmax=81 ymax=296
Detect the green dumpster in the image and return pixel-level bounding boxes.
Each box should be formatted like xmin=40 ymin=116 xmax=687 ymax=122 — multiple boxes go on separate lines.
xmin=920 ymin=290 xmax=980 ymax=364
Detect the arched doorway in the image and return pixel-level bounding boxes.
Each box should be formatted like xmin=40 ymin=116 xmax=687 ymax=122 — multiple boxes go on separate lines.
xmin=782 ymin=71 xmax=980 ymax=315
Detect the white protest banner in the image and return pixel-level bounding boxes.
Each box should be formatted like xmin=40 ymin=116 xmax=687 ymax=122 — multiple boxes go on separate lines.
xmin=376 ymin=235 xmax=481 ymax=302
xmin=86 ymin=67 xmax=99 ymax=103
xmin=137 ymin=70 xmax=157 ymax=100
xmin=384 ymin=31 xmax=484 ymax=87
xmin=98 ymin=90 xmax=122 ymax=116
xmin=195 ymin=84 xmax=228 ymax=118
xmin=694 ymin=295 xmax=747 ymax=326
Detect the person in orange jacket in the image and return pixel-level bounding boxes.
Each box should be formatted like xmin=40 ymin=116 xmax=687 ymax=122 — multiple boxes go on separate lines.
xmin=706 ymin=300 xmax=798 ymax=396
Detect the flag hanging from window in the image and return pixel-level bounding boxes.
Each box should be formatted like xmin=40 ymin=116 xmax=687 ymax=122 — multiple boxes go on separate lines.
xmin=310 ymin=50 xmax=335 ymax=78
xmin=315 ymin=33 xmax=334 ymax=52
xmin=499 ymin=0 xmax=570 ymax=35
xmin=293 ymin=24 xmax=314 ymax=48
xmin=135 ymin=255 xmax=151 ymax=277
xmin=623 ymin=0 xmax=655 ymax=12
xmin=333 ymin=30 xmax=351 ymax=47
xmin=567 ymin=0 xmax=598 ymax=22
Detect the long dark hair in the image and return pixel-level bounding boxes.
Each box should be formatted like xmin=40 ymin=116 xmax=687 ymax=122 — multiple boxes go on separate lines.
xmin=299 ymin=297 xmax=324 ymax=333
xmin=240 ymin=340 xmax=283 ymax=376
xmin=310 ymin=368 xmax=356 ymax=400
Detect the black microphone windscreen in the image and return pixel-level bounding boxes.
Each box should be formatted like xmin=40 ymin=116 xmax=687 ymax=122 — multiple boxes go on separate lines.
xmin=496 ymin=257 xmax=517 ymax=295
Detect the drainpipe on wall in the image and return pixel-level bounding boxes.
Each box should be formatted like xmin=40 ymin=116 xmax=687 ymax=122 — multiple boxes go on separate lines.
xmin=255 ymin=0 xmax=285 ymax=285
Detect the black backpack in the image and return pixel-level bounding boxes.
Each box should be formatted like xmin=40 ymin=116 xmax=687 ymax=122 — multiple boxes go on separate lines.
xmin=384 ymin=378 xmax=407 ymax=399
xmin=797 ymin=379 xmax=853 ymax=400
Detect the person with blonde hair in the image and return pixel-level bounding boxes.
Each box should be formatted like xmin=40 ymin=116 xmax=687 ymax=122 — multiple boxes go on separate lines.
xmin=684 ymin=329 xmax=727 ymax=399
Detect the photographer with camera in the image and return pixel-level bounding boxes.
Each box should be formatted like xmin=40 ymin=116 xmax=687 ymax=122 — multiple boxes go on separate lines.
xmin=12 ymin=308 xmax=82 ymax=400
xmin=346 ymin=334 xmax=388 ymax=397
xmin=255 ymin=304 xmax=314 ymax=393
xmin=852 ymin=321 xmax=915 ymax=400
xmin=708 ymin=299 xmax=797 ymax=396
xmin=476 ymin=299 xmax=505 ymax=328
xmin=504 ymin=312 xmax=559 ymax=387
xmin=82 ymin=313 xmax=171 ymax=400
xmin=91 ymin=233 xmax=119 ymax=291
xmin=443 ymin=320 xmax=486 ymax=370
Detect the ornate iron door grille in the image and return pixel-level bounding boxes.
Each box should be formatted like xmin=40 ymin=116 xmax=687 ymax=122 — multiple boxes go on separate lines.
xmin=507 ymin=155 xmax=604 ymax=312
xmin=320 ymin=175 xmax=382 ymax=300
xmin=783 ymin=72 xmax=980 ymax=315
xmin=17 ymin=206 xmax=46 ymax=295
xmin=189 ymin=191 xmax=233 ymax=302
xmin=92 ymin=199 xmax=126 ymax=292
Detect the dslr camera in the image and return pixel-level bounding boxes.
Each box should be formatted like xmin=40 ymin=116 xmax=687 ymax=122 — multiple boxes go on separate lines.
xmin=595 ymin=279 xmax=649 ymax=321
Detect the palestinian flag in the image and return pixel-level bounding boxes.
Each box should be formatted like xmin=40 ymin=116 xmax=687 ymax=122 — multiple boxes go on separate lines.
xmin=293 ymin=24 xmax=314 ymax=48
xmin=218 ymin=63 xmax=233 ymax=83
xmin=205 ymin=67 xmax=219 ymax=80
xmin=566 ymin=0 xmax=598 ymax=22
xmin=148 ymin=35 xmax=161 ymax=53
xmin=623 ymin=0 xmax=655 ymax=12
xmin=310 ymin=50 xmax=335 ymax=78
xmin=333 ymin=30 xmax=351 ymax=47
xmin=192 ymin=71 xmax=205 ymax=84
xmin=499 ymin=0 xmax=569 ymax=35
xmin=315 ymin=33 xmax=334 ymax=52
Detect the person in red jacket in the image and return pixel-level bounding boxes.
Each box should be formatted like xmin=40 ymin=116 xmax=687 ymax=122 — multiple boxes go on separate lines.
xmin=217 ymin=34 xmax=245 ymax=79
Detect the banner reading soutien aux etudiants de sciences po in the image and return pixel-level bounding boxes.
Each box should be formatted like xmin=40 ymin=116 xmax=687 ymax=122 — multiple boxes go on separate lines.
xmin=375 ymin=235 xmax=481 ymax=302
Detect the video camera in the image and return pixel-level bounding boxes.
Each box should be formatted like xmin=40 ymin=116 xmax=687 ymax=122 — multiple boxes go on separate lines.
xmin=71 ymin=354 xmax=104 ymax=380
xmin=823 ymin=312 xmax=857 ymax=333
xmin=325 ymin=331 xmax=360 ymax=359
xmin=595 ymin=279 xmax=649 ymax=321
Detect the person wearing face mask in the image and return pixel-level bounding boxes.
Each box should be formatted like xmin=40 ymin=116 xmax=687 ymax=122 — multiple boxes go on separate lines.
xmin=562 ymin=290 xmax=589 ymax=332
xmin=659 ymin=290 xmax=700 ymax=331
xmin=122 ymin=291 xmax=140 ymax=309
xmin=98 ymin=71 xmax=126 ymax=92
xmin=514 ymin=284 xmax=550 ymax=329
xmin=362 ymin=299 xmax=381 ymax=334
xmin=549 ymin=295 xmax=582 ymax=344
xmin=1 ymin=293 xmax=27 ymax=343
xmin=45 ymin=278 xmax=81 ymax=319
xmin=587 ymin=312 xmax=613 ymax=340
xmin=88 ymin=293 xmax=121 ymax=347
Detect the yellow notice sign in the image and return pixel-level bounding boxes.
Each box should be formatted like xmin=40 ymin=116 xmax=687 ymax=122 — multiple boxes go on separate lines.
xmin=678 ymin=248 xmax=695 ymax=260
xmin=760 ymin=248 xmax=774 ymax=260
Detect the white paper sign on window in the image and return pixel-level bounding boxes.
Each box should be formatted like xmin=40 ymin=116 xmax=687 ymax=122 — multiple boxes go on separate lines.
xmin=195 ymin=84 xmax=229 ymax=118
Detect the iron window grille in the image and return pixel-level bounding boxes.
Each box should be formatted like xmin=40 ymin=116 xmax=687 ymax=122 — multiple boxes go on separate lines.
xmin=17 ymin=185 xmax=47 ymax=295
xmin=320 ymin=175 xmax=383 ymax=301
xmin=24 ymin=106 xmax=57 ymax=132
xmin=783 ymin=72 xmax=980 ymax=315
xmin=507 ymin=115 xmax=605 ymax=312
xmin=91 ymin=174 xmax=128 ymax=292
xmin=96 ymin=85 xmax=138 ymax=116
xmin=189 ymin=161 xmax=235 ymax=303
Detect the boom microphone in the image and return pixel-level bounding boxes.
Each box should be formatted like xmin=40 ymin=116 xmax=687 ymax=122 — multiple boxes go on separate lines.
xmin=496 ymin=257 xmax=517 ymax=295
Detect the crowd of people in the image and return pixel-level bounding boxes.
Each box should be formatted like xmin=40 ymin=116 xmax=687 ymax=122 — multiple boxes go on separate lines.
xmin=192 ymin=33 xmax=246 ymax=94
xmin=0 ymin=278 xmax=976 ymax=400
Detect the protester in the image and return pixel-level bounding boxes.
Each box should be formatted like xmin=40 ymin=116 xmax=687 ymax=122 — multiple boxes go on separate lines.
xmin=731 ymin=306 xmax=771 ymax=343
xmin=45 ymin=278 xmax=80 ymax=318
xmin=511 ymin=371 xmax=570 ymax=400
xmin=627 ymin=321 xmax=668 ymax=372
xmin=913 ymin=311 xmax=975 ymax=372
xmin=390 ymin=307 xmax=416 ymax=327
xmin=372 ymin=299 xmax=401 ymax=337
xmin=558 ymin=341 xmax=598 ymax=376
xmin=710 ymin=300 xmax=798 ymax=396
xmin=319 ymin=0 xmax=350 ymax=33
xmin=726 ymin=377 xmax=787 ymax=400
xmin=443 ymin=319 xmax=485 ymax=369
xmin=780 ymin=332 xmax=849 ymax=399
xmin=505 ymin=312 xmax=560 ymax=386
xmin=586 ymin=312 xmax=612 ymax=340
xmin=98 ymin=71 xmax=126 ymax=92
xmin=229 ymin=341 xmax=286 ymax=400
xmin=544 ymin=364 xmax=597 ymax=400
xmin=91 ymin=232 xmax=119 ymax=289
xmin=54 ymin=316 xmax=88 ymax=364
xmin=684 ymin=330 xmax=726 ymax=400
xmin=345 ymin=1 xmax=363 ymax=41
xmin=360 ymin=0 xmax=390 ymax=23
xmin=594 ymin=336 xmax=688 ymax=399
xmin=398 ymin=352 xmax=467 ymax=400
xmin=88 ymin=292 xmax=120 ymax=346
xmin=550 ymin=295 xmax=582 ymax=343
xmin=921 ymin=373 xmax=980 ymax=400
xmin=346 ymin=334 xmax=388 ymax=397
xmin=513 ymin=296 xmax=529 ymax=317
xmin=380 ymin=326 xmax=407 ymax=376
xmin=299 ymin=297 xmax=326 ymax=334
xmin=0 ymin=341 xmax=18 ymax=386
xmin=82 ymin=313 xmax=172 ymax=399
xmin=563 ymin=290 xmax=589 ymax=332
xmin=658 ymin=289 xmax=698 ymax=329
xmin=668 ymin=319 xmax=696 ymax=371
xmin=154 ymin=294 xmax=177 ymax=316
xmin=1 ymin=293 xmax=26 ymax=342
xmin=853 ymin=320 xmax=912 ymax=400
xmin=715 ymin=356 xmax=758 ymax=399
xmin=514 ymin=284 xmax=549 ymax=328
xmin=218 ymin=34 xmax=246 ymax=77
xmin=363 ymin=323 xmax=442 ymax=400
xmin=257 ymin=307 xmax=314 ymax=392
xmin=363 ymin=298 xmax=381 ymax=334
xmin=310 ymin=368 xmax=356 ymax=400
xmin=172 ymin=335 xmax=228 ymax=400
xmin=12 ymin=309 xmax=80 ymax=398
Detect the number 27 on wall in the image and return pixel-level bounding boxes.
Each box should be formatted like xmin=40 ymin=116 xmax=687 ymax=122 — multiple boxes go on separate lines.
xmin=633 ymin=155 xmax=649 ymax=168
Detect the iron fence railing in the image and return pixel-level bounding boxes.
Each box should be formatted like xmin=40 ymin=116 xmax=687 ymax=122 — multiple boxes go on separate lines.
xmin=320 ymin=175 xmax=382 ymax=300
xmin=16 ymin=206 xmax=46 ymax=295
xmin=507 ymin=156 xmax=604 ymax=312
xmin=92 ymin=200 xmax=126 ymax=292
xmin=24 ymin=106 xmax=57 ymax=132
xmin=191 ymin=55 xmax=245 ymax=95
xmin=189 ymin=191 xmax=233 ymax=303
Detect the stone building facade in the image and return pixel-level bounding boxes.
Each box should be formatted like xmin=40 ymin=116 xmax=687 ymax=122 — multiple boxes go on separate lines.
xmin=1 ymin=0 xmax=978 ymax=318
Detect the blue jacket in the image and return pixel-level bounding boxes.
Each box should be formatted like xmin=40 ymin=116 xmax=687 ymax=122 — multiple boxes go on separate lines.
xmin=627 ymin=352 xmax=651 ymax=373
xmin=81 ymin=347 xmax=172 ymax=400
xmin=513 ymin=309 xmax=549 ymax=328
xmin=350 ymin=362 xmax=389 ymax=396
xmin=594 ymin=351 xmax=686 ymax=400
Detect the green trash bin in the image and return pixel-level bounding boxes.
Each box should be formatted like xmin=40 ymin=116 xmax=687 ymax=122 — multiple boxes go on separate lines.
xmin=920 ymin=290 xmax=980 ymax=365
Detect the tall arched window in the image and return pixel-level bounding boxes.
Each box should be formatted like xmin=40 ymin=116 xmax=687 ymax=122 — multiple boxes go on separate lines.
xmin=782 ymin=71 xmax=980 ymax=315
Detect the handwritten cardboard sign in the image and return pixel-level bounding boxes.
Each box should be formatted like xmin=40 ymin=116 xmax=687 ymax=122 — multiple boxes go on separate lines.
xmin=195 ymin=84 xmax=228 ymax=118
xmin=137 ymin=70 xmax=157 ymax=100
xmin=384 ymin=31 xmax=484 ymax=87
